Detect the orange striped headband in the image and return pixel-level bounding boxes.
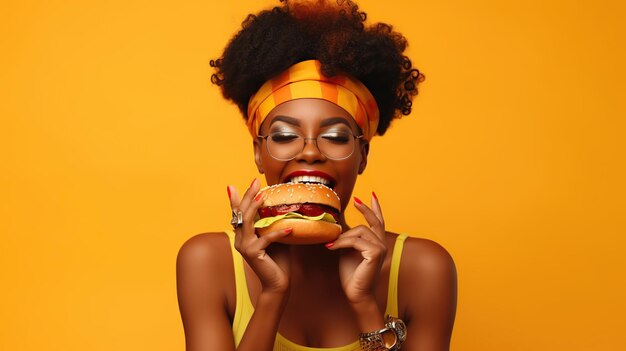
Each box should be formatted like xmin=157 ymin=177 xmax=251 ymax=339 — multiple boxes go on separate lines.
xmin=247 ymin=60 xmax=379 ymax=141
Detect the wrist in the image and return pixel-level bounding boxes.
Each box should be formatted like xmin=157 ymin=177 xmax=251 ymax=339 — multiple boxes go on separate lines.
xmin=261 ymin=284 xmax=290 ymax=301
xmin=259 ymin=287 xmax=289 ymax=303
xmin=260 ymin=279 xmax=290 ymax=296
xmin=359 ymin=315 xmax=407 ymax=351
xmin=350 ymin=297 xmax=385 ymax=332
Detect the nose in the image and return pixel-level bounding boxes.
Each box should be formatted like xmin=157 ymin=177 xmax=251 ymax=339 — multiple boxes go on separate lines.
xmin=294 ymin=137 xmax=327 ymax=163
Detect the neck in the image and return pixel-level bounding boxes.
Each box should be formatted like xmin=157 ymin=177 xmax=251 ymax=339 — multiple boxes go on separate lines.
xmin=289 ymin=243 xmax=338 ymax=275
xmin=287 ymin=216 xmax=351 ymax=281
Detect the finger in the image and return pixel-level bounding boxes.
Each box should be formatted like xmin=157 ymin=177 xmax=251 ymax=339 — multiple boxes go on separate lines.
xmin=371 ymin=191 xmax=385 ymax=227
xmin=238 ymin=178 xmax=261 ymax=214
xmin=327 ymin=236 xmax=385 ymax=260
xmin=230 ymin=180 xmax=261 ymax=246
xmin=241 ymin=192 xmax=268 ymax=242
xmin=250 ymin=228 xmax=293 ymax=251
xmin=227 ymin=185 xmax=242 ymax=209
xmin=227 ymin=185 xmax=244 ymax=248
xmin=353 ymin=197 xmax=385 ymax=236
xmin=243 ymin=190 xmax=265 ymax=223
xmin=334 ymin=226 xmax=382 ymax=245
xmin=239 ymin=179 xmax=263 ymax=241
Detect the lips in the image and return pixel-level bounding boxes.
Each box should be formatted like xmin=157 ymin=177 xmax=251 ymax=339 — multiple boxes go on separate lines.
xmin=283 ymin=170 xmax=336 ymax=189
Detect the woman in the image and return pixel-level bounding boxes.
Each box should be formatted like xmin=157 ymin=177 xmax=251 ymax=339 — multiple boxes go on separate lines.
xmin=176 ymin=1 xmax=457 ymax=350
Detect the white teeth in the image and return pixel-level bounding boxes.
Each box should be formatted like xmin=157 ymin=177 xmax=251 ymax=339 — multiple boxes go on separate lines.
xmin=288 ymin=175 xmax=331 ymax=186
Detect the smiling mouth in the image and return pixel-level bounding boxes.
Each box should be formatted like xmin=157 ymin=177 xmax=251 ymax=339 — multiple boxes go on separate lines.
xmin=286 ymin=175 xmax=335 ymax=188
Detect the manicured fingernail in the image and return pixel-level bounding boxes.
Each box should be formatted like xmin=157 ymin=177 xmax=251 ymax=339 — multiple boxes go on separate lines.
xmin=227 ymin=185 xmax=231 ymax=198
xmin=250 ymin=178 xmax=256 ymax=187
xmin=354 ymin=196 xmax=363 ymax=205
xmin=254 ymin=192 xmax=263 ymax=201
xmin=325 ymin=242 xmax=334 ymax=248
xmin=372 ymin=191 xmax=378 ymax=201
xmin=284 ymin=228 xmax=293 ymax=234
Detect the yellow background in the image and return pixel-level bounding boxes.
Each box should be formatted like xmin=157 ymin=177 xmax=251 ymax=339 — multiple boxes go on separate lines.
xmin=1 ymin=0 xmax=624 ymax=350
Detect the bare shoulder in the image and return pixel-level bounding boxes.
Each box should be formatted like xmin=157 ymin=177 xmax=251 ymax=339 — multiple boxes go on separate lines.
xmin=401 ymin=234 xmax=456 ymax=277
xmin=385 ymin=232 xmax=455 ymax=270
xmin=176 ymin=232 xmax=238 ymax=349
xmin=177 ymin=231 xmax=232 ymax=266
xmin=176 ymin=232 xmax=235 ymax=296
xmin=386 ymin=232 xmax=457 ymax=325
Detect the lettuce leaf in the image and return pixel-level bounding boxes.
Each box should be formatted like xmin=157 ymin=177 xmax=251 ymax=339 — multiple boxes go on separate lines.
xmin=254 ymin=212 xmax=336 ymax=228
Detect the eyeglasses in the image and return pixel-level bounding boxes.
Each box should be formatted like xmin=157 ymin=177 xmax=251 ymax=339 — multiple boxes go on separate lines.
xmin=257 ymin=131 xmax=364 ymax=161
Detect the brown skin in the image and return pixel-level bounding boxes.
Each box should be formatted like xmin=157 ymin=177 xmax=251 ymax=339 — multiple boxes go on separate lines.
xmin=176 ymin=99 xmax=457 ymax=350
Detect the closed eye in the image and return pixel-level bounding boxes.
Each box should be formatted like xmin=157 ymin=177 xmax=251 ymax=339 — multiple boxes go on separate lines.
xmin=320 ymin=132 xmax=351 ymax=144
xmin=270 ymin=132 xmax=301 ymax=144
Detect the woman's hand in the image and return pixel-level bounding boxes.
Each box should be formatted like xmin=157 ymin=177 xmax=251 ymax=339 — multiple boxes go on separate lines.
xmin=326 ymin=192 xmax=387 ymax=305
xmin=228 ymin=179 xmax=292 ymax=295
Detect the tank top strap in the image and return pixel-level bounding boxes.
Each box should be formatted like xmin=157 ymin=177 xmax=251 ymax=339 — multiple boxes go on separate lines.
xmin=225 ymin=230 xmax=255 ymax=346
xmin=385 ymin=234 xmax=408 ymax=318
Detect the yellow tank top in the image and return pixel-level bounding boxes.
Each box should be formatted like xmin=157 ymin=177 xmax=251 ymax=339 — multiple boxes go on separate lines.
xmin=224 ymin=230 xmax=408 ymax=351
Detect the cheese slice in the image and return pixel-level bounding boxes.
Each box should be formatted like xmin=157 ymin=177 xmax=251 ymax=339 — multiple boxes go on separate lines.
xmin=254 ymin=212 xmax=336 ymax=228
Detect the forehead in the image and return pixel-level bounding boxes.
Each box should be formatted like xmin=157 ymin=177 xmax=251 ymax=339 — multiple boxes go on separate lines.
xmin=260 ymin=98 xmax=358 ymax=132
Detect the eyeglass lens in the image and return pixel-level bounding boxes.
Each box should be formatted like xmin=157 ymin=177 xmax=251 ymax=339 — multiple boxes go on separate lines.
xmin=266 ymin=131 xmax=357 ymax=160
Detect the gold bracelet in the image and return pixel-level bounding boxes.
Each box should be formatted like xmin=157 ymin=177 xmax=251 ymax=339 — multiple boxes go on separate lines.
xmin=358 ymin=315 xmax=407 ymax=351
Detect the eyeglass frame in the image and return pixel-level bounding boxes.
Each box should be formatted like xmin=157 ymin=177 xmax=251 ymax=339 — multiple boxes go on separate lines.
xmin=256 ymin=131 xmax=365 ymax=161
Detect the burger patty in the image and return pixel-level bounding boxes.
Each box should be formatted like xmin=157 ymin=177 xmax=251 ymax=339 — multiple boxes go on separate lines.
xmin=258 ymin=203 xmax=340 ymax=222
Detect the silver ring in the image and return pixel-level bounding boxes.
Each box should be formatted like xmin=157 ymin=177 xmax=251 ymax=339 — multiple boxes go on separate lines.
xmin=230 ymin=209 xmax=243 ymax=229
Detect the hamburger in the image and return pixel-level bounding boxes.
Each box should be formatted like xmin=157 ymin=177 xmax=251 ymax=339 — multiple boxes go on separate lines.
xmin=254 ymin=182 xmax=342 ymax=244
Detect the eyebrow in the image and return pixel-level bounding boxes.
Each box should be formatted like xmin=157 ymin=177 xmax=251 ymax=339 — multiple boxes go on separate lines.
xmin=269 ymin=115 xmax=301 ymax=127
xmin=320 ymin=117 xmax=352 ymax=128
xmin=268 ymin=115 xmax=351 ymax=128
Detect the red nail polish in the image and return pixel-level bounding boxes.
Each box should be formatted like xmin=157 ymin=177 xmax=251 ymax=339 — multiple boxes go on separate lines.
xmin=227 ymin=186 xmax=231 ymax=198
xmin=250 ymin=178 xmax=256 ymax=187
xmin=325 ymin=242 xmax=334 ymax=248
xmin=372 ymin=191 xmax=378 ymax=201
xmin=354 ymin=196 xmax=363 ymax=205
xmin=255 ymin=192 xmax=263 ymax=201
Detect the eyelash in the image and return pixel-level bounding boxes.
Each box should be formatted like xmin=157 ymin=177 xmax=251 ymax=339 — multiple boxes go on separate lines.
xmin=269 ymin=127 xmax=351 ymax=134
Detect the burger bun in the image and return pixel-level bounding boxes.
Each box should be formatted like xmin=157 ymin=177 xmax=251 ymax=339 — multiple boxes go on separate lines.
xmin=256 ymin=218 xmax=342 ymax=244
xmin=255 ymin=183 xmax=342 ymax=244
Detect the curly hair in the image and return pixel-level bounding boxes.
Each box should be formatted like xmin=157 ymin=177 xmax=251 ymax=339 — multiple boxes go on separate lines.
xmin=210 ymin=0 xmax=424 ymax=136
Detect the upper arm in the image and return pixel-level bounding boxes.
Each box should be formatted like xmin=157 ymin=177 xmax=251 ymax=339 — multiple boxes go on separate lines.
xmin=176 ymin=233 xmax=236 ymax=351
xmin=399 ymin=238 xmax=457 ymax=351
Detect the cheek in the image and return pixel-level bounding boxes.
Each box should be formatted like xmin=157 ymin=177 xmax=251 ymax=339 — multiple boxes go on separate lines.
xmin=340 ymin=154 xmax=363 ymax=175
xmin=335 ymin=161 xmax=361 ymax=210
xmin=260 ymin=155 xmax=285 ymax=183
